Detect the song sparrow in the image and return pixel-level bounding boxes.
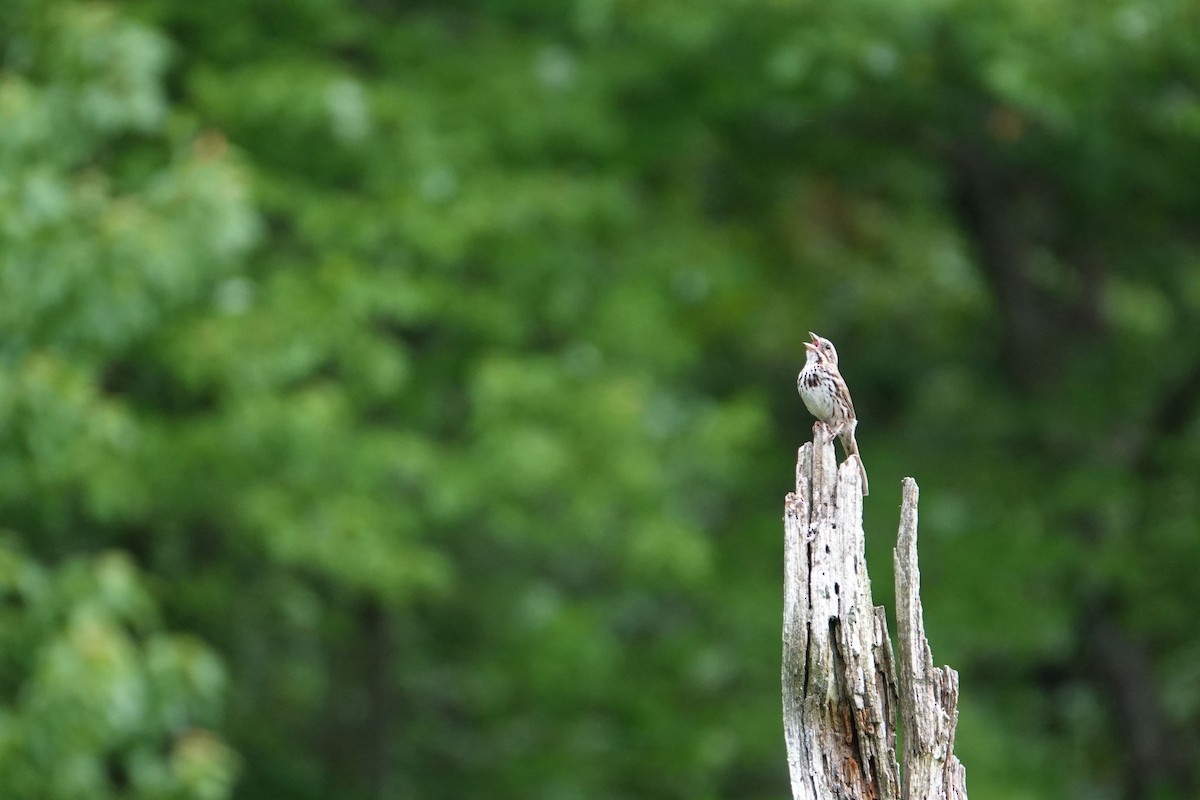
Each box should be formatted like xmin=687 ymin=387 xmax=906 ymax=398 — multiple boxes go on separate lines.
xmin=797 ymin=332 xmax=869 ymax=496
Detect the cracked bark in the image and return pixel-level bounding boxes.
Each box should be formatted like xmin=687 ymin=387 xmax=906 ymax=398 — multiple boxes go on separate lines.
xmin=783 ymin=425 xmax=966 ymax=800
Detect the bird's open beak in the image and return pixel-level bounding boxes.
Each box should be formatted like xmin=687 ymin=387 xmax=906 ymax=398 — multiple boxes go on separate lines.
xmin=803 ymin=331 xmax=819 ymax=351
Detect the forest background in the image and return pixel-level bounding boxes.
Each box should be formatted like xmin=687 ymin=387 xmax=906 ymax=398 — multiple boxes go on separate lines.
xmin=2 ymin=1 xmax=1200 ymax=798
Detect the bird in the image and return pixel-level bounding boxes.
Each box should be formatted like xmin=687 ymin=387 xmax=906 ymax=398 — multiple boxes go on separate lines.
xmin=797 ymin=331 xmax=869 ymax=496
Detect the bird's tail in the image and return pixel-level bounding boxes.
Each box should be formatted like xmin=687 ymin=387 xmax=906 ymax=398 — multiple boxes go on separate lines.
xmin=842 ymin=429 xmax=869 ymax=497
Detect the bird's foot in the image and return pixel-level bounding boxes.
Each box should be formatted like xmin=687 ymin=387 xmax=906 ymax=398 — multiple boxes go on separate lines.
xmin=812 ymin=421 xmax=836 ymax=445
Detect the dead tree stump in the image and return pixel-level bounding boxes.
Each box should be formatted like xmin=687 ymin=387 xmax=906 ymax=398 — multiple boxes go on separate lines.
xmin=782 ymin=425 xmax=967 ymax=800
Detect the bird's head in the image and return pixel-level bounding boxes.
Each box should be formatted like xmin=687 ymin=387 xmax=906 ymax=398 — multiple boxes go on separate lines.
xmin=803 ymin=331 xmax=838 ymax=367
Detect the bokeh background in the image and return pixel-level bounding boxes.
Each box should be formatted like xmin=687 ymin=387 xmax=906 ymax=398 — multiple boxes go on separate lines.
xmin=3 ymin=1 xmax=1200 ymax=798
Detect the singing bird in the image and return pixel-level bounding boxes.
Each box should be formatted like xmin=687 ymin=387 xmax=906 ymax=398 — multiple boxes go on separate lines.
xmin=797 ymin=332 xmax=868 ymax=496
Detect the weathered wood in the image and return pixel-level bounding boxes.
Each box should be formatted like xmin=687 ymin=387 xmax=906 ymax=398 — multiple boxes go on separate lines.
xmin=894 ymin=478 xmax=967 ymax=800
xmin=782 ymin=426 xmax=899 ymax=800
xmin=782 ymin=426 xmax=966 ymax=800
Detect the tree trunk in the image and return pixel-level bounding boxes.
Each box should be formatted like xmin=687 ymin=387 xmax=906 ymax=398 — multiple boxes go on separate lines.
xmin=894 ymin=478 xmax=968 ymax=799
xmin=782 ymin=425 xmax=967 ymax=800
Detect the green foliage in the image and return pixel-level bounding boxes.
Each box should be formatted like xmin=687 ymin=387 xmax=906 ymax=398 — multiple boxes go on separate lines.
xmin=0 ymin=542 xmax=235 ymax=800
xmin=2 ymin=0 xmax=1200 ymax=798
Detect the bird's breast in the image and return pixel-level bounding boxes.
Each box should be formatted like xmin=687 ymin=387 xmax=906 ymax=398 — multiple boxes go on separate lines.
xmin=797 ymin=366 xmax=836 ymax=420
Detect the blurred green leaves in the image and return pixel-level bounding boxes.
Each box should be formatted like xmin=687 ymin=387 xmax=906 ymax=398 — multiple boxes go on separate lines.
xmin=0 ymin=543 xmax=235 ymax=800
xmin=0 ymin=2 xmax=257 ymax=358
